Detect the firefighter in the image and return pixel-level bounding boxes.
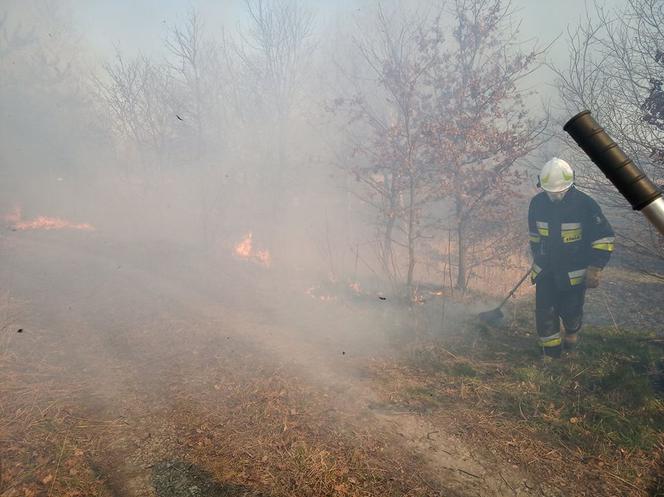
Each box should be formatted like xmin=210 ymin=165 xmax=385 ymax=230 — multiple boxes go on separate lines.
xmin=528 ymin=158 xmax=615 ymax=358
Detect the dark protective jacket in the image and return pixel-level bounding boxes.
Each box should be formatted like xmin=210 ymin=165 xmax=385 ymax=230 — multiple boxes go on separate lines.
xmin=528 ymin=186 xmax=614 ymax=290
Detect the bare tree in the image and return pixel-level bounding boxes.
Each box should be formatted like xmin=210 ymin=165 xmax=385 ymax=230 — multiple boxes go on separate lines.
xmin=238 ymin=0 xmax=314 ymax=124
xmin=333 ymin=6 xmax=439 ymax=295
xmin=334 ymin=1 xmax=547 ymax=294
xmin=232 ymin=0 xmax=315 ymax=228
xmin=1 ymin=2 xmax=99 ymax=182
xmin=554 ymin=0 xmax=664 ymax=268
xmin=427 ymin=0 xmax=547 ymax=289
xmin=165 ymin=10 xmax=208 ymax=158
xmin=94 ymin=52 xmax=178 ymax=177
xmin=165 ymin=11 xmax=228 ymax=248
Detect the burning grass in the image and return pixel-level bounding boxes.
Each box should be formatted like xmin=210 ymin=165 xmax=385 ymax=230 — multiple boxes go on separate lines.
xmin=233 ymin=233 xmax=271 ymax=267
xmin=12 ymin=217 xmax=94 ymax=231
xmin=5 ymin=207 xmax=94 ymax=232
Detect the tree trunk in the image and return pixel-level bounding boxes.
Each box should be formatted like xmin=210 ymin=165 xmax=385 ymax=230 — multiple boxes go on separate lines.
xmin=382 ymin=214 xmax=396 ymax=277
xmin=381 ymin=173 xmax=399 ymax=281
xmin=456 ymin=221 xmax=466 ymax=290
xmin=406 ymin=174 xmax=416 ymax=296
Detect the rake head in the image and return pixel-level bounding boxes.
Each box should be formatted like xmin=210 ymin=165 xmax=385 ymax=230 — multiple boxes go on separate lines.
xmin=478 ymin=307 xmax=505 ymax=325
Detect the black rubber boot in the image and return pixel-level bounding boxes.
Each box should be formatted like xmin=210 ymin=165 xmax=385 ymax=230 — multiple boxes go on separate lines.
xmin=542 ymin=344 xmax=562 ymax=359
xmin=563 ymin=332 xmax=578 ymax=352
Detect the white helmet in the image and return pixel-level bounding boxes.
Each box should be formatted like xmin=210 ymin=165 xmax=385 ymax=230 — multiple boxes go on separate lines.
xmin=540 ymin=158 xmax=574 ymax=193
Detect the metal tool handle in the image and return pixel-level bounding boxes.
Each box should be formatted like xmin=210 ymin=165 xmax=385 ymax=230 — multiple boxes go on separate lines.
xmin=497 ymin=269 xmax=531 ymax=310
xmin=564 ymin=110 xmax=664 ymax=236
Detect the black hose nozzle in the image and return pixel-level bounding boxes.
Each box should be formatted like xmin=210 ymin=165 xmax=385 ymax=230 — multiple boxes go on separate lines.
xmin=564 ymin=110 xmax=664 ymax=236
xmin=563 ymin=110 xmax=661 ymax=211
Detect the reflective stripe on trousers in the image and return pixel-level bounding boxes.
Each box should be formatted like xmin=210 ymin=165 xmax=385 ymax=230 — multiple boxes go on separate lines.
xmin=535 ymin=272 xmax=586 ymax=342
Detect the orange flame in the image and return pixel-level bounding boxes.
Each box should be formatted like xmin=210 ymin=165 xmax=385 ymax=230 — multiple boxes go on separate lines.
xmin=234 ymin=233 xmax=271 ymax=267
xmin=234 ymin=233 xmax=253 ymax=258
xmin=6 ymin=207 xmax=94 ymax=231
xmin=14 ymin=217 xmax=94 ymax=231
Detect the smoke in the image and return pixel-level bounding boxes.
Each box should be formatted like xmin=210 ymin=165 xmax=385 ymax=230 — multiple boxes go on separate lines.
xmin=0 ymin=2 xmax=414 ymax=444
xmin=0 ymin=2 xmax=574 ymax=494
xmin=0 ymin=0 xmax=548 ymax=420
xmin=0 ymin=0 xmax=556 ymax=363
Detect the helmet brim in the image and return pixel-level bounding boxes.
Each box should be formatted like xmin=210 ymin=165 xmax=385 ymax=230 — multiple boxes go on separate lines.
xmin=541 ymin=183 xmax=573 ymax=193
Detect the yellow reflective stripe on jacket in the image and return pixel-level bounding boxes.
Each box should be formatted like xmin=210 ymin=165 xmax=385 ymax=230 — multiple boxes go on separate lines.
xmin=540 ymin=332 xmax=561 ymax=348
xmin=531 ymin=263 xmax=542 ymax=281
xmin=568 ymin=269 xmax=586 ymax=286
xmin=561 ymin=222 xmax=582 ymax=243
xmin=529 ymin=232 xmax=541 ymax=243
xmin=592 ymin=236 xmax=615 ymax=252
xmin=536 ymin=221 xmax=549 ymax=237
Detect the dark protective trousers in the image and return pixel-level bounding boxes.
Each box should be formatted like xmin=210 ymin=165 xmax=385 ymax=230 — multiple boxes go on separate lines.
xmin=535 ymin=272 xmax=586 ymax=352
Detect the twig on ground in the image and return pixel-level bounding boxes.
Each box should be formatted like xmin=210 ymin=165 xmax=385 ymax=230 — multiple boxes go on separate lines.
xmin=572 ymin=367 xmax=590 ymax=379
xmin=440 ymin=347 xmax=458 ymax=360
xmin=599 ymin=289 xmax=621 ymax=333
xmin=48 ymin=431 xmax=68 ymax=497
xmin=604 ymin=470 xmax=644 ymax=493
xmin=426 ymin=430 xmax=439 ymax=440
xmin=499 ymin=471 xmax=516 ymax=493
xmin=456 ymin=467 xmax=481 ymax=479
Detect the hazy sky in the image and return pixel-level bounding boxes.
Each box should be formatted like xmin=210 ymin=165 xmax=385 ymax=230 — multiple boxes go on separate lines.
xmin=72 ymin=0 xmax=626 ymax=59
xmin=67 ymin=0 xmax=627 ymax=105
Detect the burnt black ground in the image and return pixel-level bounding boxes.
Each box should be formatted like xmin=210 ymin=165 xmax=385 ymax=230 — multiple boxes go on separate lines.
xmin=152 ymin=461 xmax=268 ymax=497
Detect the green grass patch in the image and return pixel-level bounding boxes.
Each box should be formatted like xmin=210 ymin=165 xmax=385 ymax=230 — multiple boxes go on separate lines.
xmin=449 ymin=361 xmax=477 ymax=377
xmin=406 ymin=323 xmax=664 ymax=452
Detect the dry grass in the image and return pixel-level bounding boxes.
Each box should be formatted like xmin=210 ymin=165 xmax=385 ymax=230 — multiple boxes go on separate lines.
xmin=603 ymin=265 xmax=663 ymax=284
xmin=0 ymin=292 xmax=20 ymax=363
xmin=0 ymin=318 xmax=119 ymax=497
xmin=0 ymin=308 xmax=448 ymax=497
xmin=365 ymin=318 xmax=664 ymax=497
xmin=3 ymin=232 xmax=659 ymax=497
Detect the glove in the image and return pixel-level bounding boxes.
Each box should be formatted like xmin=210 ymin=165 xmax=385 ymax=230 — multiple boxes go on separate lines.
xmin=585 ymin=266 xmax=602 ymax=288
